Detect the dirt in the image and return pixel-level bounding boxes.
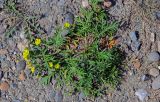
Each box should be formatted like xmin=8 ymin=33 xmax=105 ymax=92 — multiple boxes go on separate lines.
xmin=0 ymin=0 xmax=160 ymax=102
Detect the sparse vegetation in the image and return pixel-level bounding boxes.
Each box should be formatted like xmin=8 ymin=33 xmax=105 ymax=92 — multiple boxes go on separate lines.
xmin=5 ymin=0 xmax=124 ymax=97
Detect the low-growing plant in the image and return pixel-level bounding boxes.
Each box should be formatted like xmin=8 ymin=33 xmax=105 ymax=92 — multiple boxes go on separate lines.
xmin=21 ymin=0 xmax=124 ymax=97
xmin=4 ymin=0 xmax=43 ymax=38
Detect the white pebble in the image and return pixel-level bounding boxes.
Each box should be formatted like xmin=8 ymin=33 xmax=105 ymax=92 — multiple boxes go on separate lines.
xmin=82 ymin=0 xmax=89 ymax=8
xmin=150 ymin=33 xmax=155 ymax=42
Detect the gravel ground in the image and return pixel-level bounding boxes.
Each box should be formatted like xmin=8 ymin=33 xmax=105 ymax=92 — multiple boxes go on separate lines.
xmin=0 ymin=0 xmax=160 ymax=102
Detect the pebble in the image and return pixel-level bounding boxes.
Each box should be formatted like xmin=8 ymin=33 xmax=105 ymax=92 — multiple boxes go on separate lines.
xmin=0 ymin=49 xmax=8 ymax=55
xmin=129 ymin=31 xmax=138 ymax=42
xmin=0 ymin=0 xmax=4 ymax=8
xmin=150 ymin=33 xmax=155 ymax=42
xmin=16 ymin=60 xmax=26 ymax=72
xmin=135 ymin=89 xmax=149 ymax=101
xmin=158 ymin=41 xmax=160 ymax=53
xmin=131 ymin=41 xmax=141 ymax=51
xmin=0 ymin=81 xmax=10 ymax=91
xmin=148 ymin=52 xmax=160 ymax=62
xmin=78 ymin=92 xmax=85 ymax=102
xmin=11 ymin=83 xmax=18 ymax=89
xmin=133 ymin=59 xmax=141 ymax=69
xmin=135 ymin=41 xmax=141 ymax=50
xmin=13 ymin=99 xmax=21 ymax=102
xmin=82 ymin=0 xmax=89 ymax=8
xmin=19 ymin=71 xmax=26 ymax=81
xmin=141 ymin=74 xmax=150 ymax=81
xmin=11 ymin=61 xmax=16 ymax=70
xmin=0 ymin=55 xmax=6 ymax=61
xmin=156 ymin=11 xmax=160 ymax=20
xmin=64 ymin=12 xmax=74 ymax=25
xmin=54 ymin=91 xmax=63 ymax=102
xmin=149 ymin=68 xmax=159 ymax=77
xmin=152 ymin=76 xmax=160 ymax=89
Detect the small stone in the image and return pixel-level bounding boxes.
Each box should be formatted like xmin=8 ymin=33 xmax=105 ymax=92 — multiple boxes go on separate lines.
xmin=82 ymin=0 xmax=89 ymax=8
xmin=13 ymin=99 xmax=21 ymax=102
xmin=158 ymin=41 xmax=160 ymax=53
xmin=129 ymin=31 xmax=138 ymax=42
xmin=149 ymin=68 xmax=159 ymax=77
xmin=135 ymin=89 xmax=149 ymax=101
xmin=152 ymin=76 xmax=160 ymax=89
xmin=0 ymin=54 xmax=6 ymax=61
xmin=19 ymin=71 xmax=26 ymax=81
xmin=78 ymin=92 xmax=85 ymax=102
xmin=148 ymin=52 xmax=160 ymax=62
xmin=11 ymin=83 xmax=18 ymax=89
xmin=64 ymin=12 xmax=74 ymax=25
xmin=11 ymin=61 xmax=16 ymax=70
xmin=156 ymin=11 xmax=160 ymax=20
xmin=133 ymin=59 xmax=141 ymax=69
xmin=54 ymin=91 xmax=63 ymax=102
xmin=135 ymin=41 xmax=141 ymax=50
xmin=150 ymin=33 xmax=155 ymax=42
xmin=0 ymin=49 xmax=8 ymax=55
xmin=141 ymin=74 xmax=150 ymax=81
xmin=0 ymin=0 xmax=4 ymax=9
xmin=0 ymin=81 xmax=10 ymax=91
xmin=103 ymin=0 xmax=112 ymax=8
xmin=16 ymin=60 xmax=26 ymax=72
xmin=131 ymin=41 xmax=141 ymax=51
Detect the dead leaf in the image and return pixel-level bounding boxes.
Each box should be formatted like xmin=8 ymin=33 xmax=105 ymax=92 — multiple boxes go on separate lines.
xmin=133 ymin=59 xmax=141 ymax=69
xmin=0 ymin=49 xmax=8 ymax=55
xmin=0 ymin=81 xmax=10 ymax=91
xmin=19 ymin=71 xmax=26 ymax=81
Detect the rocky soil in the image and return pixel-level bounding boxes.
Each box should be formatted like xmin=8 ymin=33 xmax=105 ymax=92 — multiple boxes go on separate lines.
xmin=0 ymin=0 xmax=160 ymax=102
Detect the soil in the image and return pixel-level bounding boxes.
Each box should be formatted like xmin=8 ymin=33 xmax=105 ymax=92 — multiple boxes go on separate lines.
xmin=0 ymin=0 xmax=160 ymax=102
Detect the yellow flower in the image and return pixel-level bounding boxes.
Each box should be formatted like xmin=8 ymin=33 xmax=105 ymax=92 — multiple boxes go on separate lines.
xmin=49 ymin=62 xmax=53 ymax=68
xmin=26 ymin=61 xmax=32 ymax=69
xmin=35 ymin=38 xmax=41 ymax=46
xmin=54 ymin=63 xmax=60 ymax=69
xmin=64 ymin=22 xmax=71 ymax=28
xmin=23 ymin=48 xmax=29 ymax=60
xmin=31 ymin=66 xmax=35 ymax=73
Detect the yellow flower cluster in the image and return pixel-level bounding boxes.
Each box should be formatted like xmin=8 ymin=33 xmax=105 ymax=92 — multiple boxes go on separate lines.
xmin=26 ymin=60 xmax=35 ymax=73
xmin=48 ymin=62 xmax=60 ymax=70
xmin=49 ymin=62 xmax=53 ymax=68
xmin=64 ymin=22 xmax=71 ymax=28
xmin=23 ymin=48 xmax=29 ymax=60
xmin=54 ymin=63 xmax=60 ymax=69
xmin=35 ymin=38 xmax=41 ymax=46
xmin=22 ymin=48 xmax=35 ymax=74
